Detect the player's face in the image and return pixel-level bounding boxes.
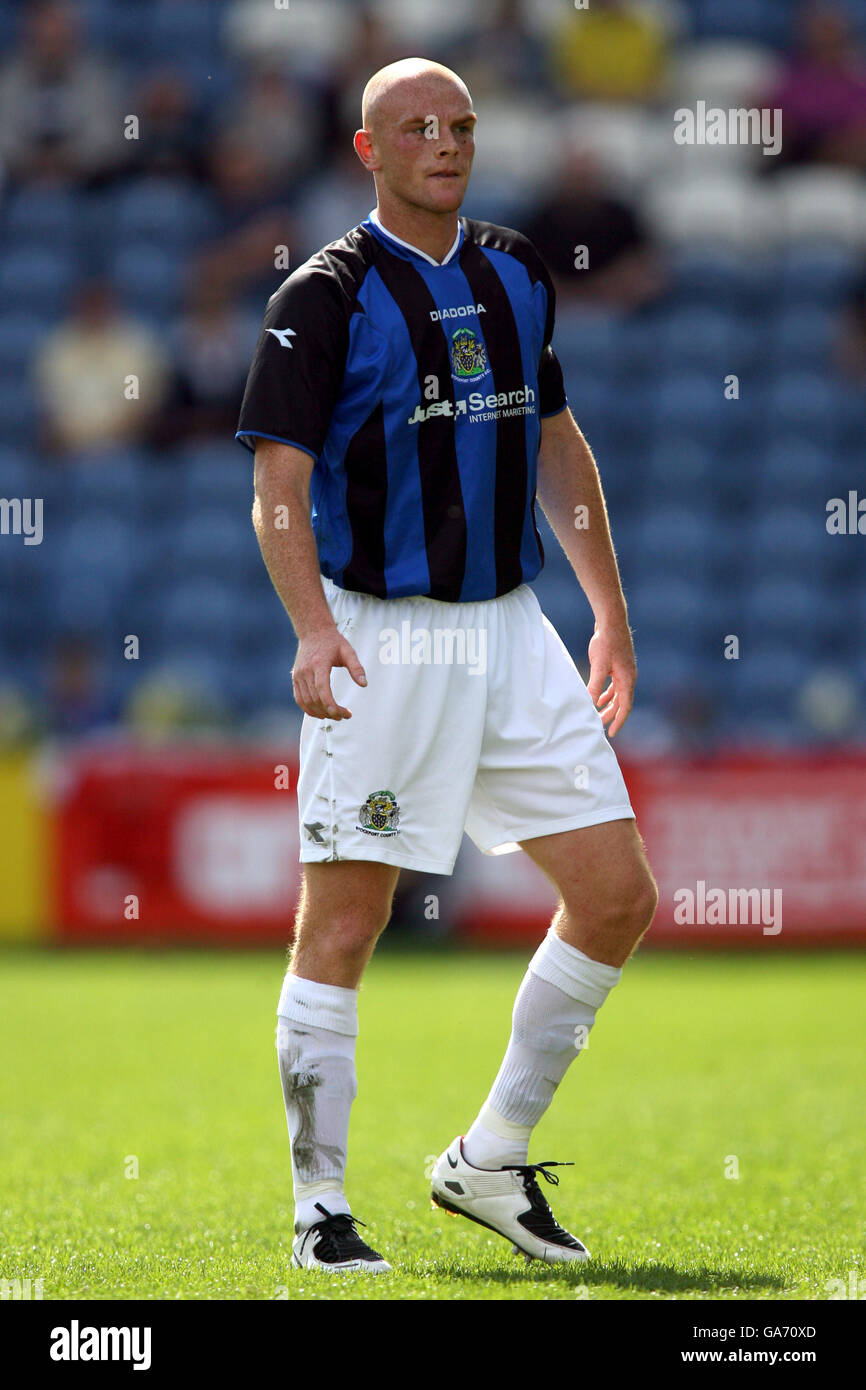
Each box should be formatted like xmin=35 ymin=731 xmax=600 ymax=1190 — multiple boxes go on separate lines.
xmin=376 ymin=86 xmax=476 ymax=213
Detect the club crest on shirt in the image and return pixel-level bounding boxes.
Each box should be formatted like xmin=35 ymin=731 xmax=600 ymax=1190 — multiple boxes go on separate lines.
xmin=450 ymin=327 xmax=488 ymax=382
xmin=357 ymin=789 xmax=401 ymax=836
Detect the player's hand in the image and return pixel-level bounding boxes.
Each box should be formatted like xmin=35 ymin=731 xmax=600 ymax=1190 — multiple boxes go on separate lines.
xmin=586 ymin=618 xmax=636 ymax=738
xmin=292 ymin=626 xmax=367 ymax=720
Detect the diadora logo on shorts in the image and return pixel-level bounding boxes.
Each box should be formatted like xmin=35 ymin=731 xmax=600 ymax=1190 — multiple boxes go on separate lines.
xmin=429 ymin=302 xmax=485 ymax=322
xmin=356 ymin=789 xmax=401 ymax=837
xmin=407 ymin=385 xmax=536 ymax=426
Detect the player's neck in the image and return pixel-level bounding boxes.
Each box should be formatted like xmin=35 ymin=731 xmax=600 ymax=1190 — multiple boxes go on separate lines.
xmin=373 ymin=202 xmax=460 ymax=265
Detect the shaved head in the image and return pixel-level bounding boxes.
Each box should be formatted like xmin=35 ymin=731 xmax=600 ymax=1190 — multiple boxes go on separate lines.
xmin=361 ymin=58 xmax=471 ymax=137
xmin=354 ymin=57 xmax=476 ymax=253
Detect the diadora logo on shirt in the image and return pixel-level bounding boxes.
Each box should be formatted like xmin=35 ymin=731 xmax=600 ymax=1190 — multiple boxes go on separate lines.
xmin=408 ymin=385 xmax=536 ymax=426
xmin=429 ymin=302 xmax=486 ymax=322
xmin=266 ymin=327 xmax=296 ymax=348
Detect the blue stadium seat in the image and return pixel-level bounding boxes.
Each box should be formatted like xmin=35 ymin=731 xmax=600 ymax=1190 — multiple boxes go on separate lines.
xmin=645 ymin=436 xmax=715 ymax=504
xmin=157 ymin=577 xmax=247 ymax=651
xmin=632 ymin=506 xmax=722 ymax=577
xmin=777 ymin=245 xmax=861 ymax=304
xmin=563 ymin=372 xmax=619 ymax=421
xmin=64 ymin=450 xmax=149 ymax=517
xmin=0 ymin=374 xmax=38 ymax=443
xmin=0 ymin=445 xmax=34 ymax=497
xmin=614 ymin=314 xmax=667 ymax=378
xmin=175 ymin=441 xmax=257 ymax=512
xmin=3 ymin=186 xmax=79 ymax=244
xmin=226 ymin=657 xmax=296 ymax=716
xmin=627 ymin=578 xmax=717 ymax=649
xmin=692 ymin=0 xmax=790 ymax=47
xmin=111 ymin=243 xmax=183 ymax=320
xmin=166 ymin=510 xmax=261 ymax=578
xmin=740 ymin=576 xmax=826 ymax=638
xmin=0 ymin=248 xmax=78 ymax=316
xmin=79 ymin=0 xmax=149 ymax=52
xmin=650 ymin=372 xmax=728 ymax=438
xmin=145 ymin=0 xmax=223 ymax=61
xmin=534 ymin=570 xmax=592 ymax=653
xmin=114 ymin=178 xmax=214 ymax=250
xmin=768 ymin=306 xmax=836 ymax=368
xmin=745 ymin=506 xmax=838 ymax=575
xmin=0 ymin=313 xmax=46 ymax=374
xmin=756 ymin=437 xmax=835 ymax=506
xmin=765 ymin=371 xmax=846 ymax=439
xmin=48 ymin=573 xmax=121 ymax=637
xmin=52 ymin=515 xmax=143 ymax=590
xmin=727 ymin=644 xmax=811 ymax=716
xmin=656 ymin=305 xmax=754 ymax=372
xmin=625 ymin=645 xmax=697 ymax=702
xmin=554 ymin=311 xmax=619 ymax=375
xmin=669 ymin=248 xmax=759 ymax=310
xmin=234 ymin=585 xmax=289 ymax=654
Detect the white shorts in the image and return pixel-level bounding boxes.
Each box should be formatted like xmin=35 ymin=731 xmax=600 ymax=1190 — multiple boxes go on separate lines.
xmin=297 ymin=578 xmax=635 ymax=875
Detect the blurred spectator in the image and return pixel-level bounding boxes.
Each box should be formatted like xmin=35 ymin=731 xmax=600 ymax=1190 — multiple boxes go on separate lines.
xmin=154 ymin=273 xmax=256 ymax=444
xmin=295 ymin=139 xmax=377 ymax=260
xmin=327 ymin=4 xmax=402 ymax=150
xmin=761 ymin=3 xmax=866 ymax=171
xmin=0 ymin=0 xmax=124 ymax=184
xmin=125 ymin=68 xmax=206 ymax=183
xmin=0 ymin=685 xmax=39 ymax=748
xmin=34 ymin=280 xmax=170 ymax=454
xmin=441 ymin=0 xmax=547 ymax=101
xmin=223 ymin=0 xmax=358 ymax=82
xmin=551 ymin=0 xmax=671 ymax=104
xmin=217 ymin=62 xmax=323 ymax=188
xmin=797 ymin=669 xmax=861 ymax=739
xmin=195 ymin=130 xmax=297 ymax=302
xmin=46 ymin=635 xmax=117 ymax=738
xmin=523 ymin=147 xmax=666 ymax=310
xmin=124 ymin=671 xmax=231 ymax=742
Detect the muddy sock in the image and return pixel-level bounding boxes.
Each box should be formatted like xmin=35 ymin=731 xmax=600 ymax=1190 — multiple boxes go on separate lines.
xmin=276 ymin=974 xmax=358 ymax=1233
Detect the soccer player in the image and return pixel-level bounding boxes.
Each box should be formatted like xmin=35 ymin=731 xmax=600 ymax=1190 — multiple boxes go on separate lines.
xmin=236 ymin=59 xmax=658 ymax=1274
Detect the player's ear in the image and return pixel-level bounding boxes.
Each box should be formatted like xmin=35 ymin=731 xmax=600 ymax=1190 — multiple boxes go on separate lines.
xmin=354 ymin=128 xmax=378 ymax=171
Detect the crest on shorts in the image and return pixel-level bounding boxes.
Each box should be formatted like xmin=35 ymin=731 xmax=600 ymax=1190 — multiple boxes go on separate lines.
xmin=357 ymin=788 xmax=401 ymax=837
xmin=450 ymin=327 xmax=488 ymax=381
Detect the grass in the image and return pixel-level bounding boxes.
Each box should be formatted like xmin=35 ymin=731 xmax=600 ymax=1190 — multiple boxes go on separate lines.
xmin=0 ymin=946 xmax=863 ymax=1301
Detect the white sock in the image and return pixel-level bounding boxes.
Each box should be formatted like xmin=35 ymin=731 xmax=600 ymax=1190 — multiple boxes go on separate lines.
xmin=463 ymin=928 xmax=622 ymax=1170
xmin=276 ymin=974 xmax=358 ymax=1232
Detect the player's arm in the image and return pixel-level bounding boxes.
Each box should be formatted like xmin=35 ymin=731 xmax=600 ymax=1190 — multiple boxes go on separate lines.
xmin=537 ymin=406 xmax=635 ymax=737
xmin=251 ymin=440 xmax=367 ymax=722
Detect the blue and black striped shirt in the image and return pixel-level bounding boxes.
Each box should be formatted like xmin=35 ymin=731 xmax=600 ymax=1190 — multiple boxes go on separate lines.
xmin=236 ymin=213 xmax=568 ymax=602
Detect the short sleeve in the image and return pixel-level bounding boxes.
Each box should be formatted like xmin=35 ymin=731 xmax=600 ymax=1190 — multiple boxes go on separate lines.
xmin=235 ymin=265 xmax=350 ymax=458
xmin=538 ymin=346 xmax=566 ymax=417
xmin=521 ymin=235 xmax=567 ymax=418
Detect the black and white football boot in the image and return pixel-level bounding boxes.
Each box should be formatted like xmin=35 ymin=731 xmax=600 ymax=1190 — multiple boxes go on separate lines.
xmin=291 ymin=1202 xmax=391 ymax=1274
xmin=430 ymin=1136 xmax=590 ymax=1264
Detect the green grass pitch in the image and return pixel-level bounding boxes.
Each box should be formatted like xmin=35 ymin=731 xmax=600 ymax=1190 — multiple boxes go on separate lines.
xmin=1 ymin=946 xmax=863 ymax=1301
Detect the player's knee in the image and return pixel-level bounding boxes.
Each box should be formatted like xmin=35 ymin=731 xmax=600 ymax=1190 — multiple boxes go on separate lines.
xmin=562 ymin=863 xmax=657 ymax=948
xmin=320 ymin=907 xmax=389 ymax=958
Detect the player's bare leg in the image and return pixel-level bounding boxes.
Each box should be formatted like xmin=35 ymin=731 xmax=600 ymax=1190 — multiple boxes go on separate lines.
xmin=431 ymin=819 xmax=657 ymax=1262
xmin=277 ymin=860 xmax=399 ymax=1271
xmin=290 ymin=860 xmax=401 ymax=986
xmin=520 ymin=818 xmax=658 ymax=967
